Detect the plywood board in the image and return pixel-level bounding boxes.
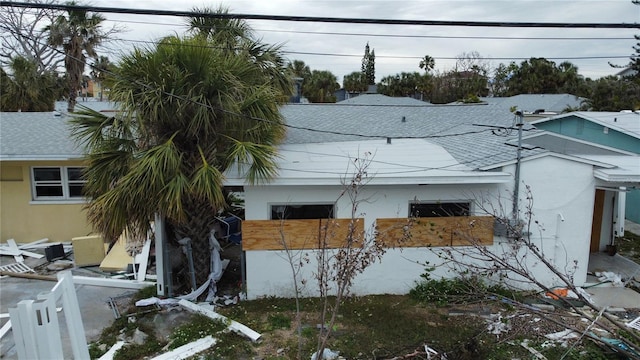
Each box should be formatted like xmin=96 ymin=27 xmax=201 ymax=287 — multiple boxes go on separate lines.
xmin=243 ymin=219 xmax=365 ymax=251
xmin=376 ymin=216 xmax=494 ymax=248
xmin=99 ymin=236 xmax=132 ymax=272
xmin=72 ymin=235 xmax=105 ymax=267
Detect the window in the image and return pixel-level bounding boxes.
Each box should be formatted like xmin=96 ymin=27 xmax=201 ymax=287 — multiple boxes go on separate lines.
xmin=271 ymin=204 xmax=334 ymax=220
xmin=31 ymin=167 xmax=86 ymax=201
xmin=410 ymin=202 xmax=470 ymax=217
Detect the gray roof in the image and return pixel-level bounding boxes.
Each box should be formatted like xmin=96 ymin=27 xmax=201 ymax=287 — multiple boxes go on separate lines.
xmin=337 ymin=94 xmax=431 ymax=106
xmin=489 ymin=94 xmax=584 ymax=113
xmin=0 ymin=100 xmax=559 ymax=170
xmin=0 ymin=112 xmax=84 ymax=160
xmin=281 ymin=103 xmax=544 ymax=169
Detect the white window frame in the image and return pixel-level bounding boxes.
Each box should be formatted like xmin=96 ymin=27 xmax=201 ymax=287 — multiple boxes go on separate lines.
xmin=30 ymin=166 xmax=87 ymax=202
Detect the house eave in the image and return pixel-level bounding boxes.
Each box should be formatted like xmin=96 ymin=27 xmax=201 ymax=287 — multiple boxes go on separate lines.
xmin=0 ymin=155 xmax=84 ymax=162
xmin=224 ymin=172 xmax=512 ymax=187
xmin=479 ymin=152 xmax=616 ymax=171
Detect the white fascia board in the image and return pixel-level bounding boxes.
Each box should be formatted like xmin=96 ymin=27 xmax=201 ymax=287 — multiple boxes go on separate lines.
xmin=0 ymin=155 xmax=84 ymax=161
xmin=224 ymin=172 xmax=511 ymax=186
xmin=594 ymin=170 xmax=640 ymax=184
xmin=480 ymin=152 xmax=616 ymax=171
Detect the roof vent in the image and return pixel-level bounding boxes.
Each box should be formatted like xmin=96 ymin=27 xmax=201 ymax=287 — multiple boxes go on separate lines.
xmin=386 ymin=137 xmax=392 ymax=144
xmin=401 ymin=116 xmax=406 ymax=122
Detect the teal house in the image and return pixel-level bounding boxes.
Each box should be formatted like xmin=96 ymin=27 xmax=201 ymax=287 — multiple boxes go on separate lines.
xmin=532 ymin=111 xmax=640 ymax=224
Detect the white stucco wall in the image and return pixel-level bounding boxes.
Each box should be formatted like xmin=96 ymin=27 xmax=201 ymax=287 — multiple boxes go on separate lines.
xmin=242 ymin=156 xmax=598 ymax=299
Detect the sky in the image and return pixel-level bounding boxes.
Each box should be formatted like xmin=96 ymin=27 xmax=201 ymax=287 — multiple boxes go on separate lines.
xmin=90 ymin=0 xmax=640 ymax=84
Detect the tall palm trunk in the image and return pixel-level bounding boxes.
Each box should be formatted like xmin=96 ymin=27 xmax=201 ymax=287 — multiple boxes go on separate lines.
xmin=170 ymin=196 xmax=219 ymax=288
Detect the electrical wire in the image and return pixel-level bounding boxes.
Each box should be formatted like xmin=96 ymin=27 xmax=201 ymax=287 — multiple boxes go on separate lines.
xmin=4 ymin=25 xmax=521 ymax=142
xmin=3 ymin=2 xmax=639 ymax=29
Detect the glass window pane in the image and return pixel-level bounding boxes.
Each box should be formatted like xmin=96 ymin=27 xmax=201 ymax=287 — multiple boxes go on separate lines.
xmin=67 ymin=167 xmax=84 ymax=181
xmin=68 ymin=185 xmax=84 ymax=197
xmin=33 ymin=168 xmax=61 ymax=181
xmin=271 ymin=204 xmax=334 ymax=219
xmin=35 ymin=185 xmax=63 ymax=197
xmin=410 ymin=203 xmax=470 ymax=217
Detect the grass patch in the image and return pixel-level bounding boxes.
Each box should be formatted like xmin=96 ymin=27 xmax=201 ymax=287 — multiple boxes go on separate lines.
xmin=617 ymin=230 xmax=640 ymax=264
xmin=168 ymin=314 xmax=227 ymax=349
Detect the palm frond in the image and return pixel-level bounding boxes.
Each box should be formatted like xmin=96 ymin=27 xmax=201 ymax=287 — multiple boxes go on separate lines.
xmin=226 ymin=138 xmax=280 ymax=184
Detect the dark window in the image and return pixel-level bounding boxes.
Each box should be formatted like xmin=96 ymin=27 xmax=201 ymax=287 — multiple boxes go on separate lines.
xmin=31 ymin=166 xmax=86 ymax=200
xmin=271 ymin=204 xmax=334 ymax=220
xmin=410 ymin=202 xmax=470 ymax=217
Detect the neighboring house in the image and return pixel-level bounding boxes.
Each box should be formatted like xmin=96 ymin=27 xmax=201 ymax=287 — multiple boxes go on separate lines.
xmin=225 ymin=96 xmax=640 ymax=299
xmin=461 ymin=93 xmax=586 ymax=118
xmin=532 ymin=111 xmax=640 ymax=224
xmin=0 ymin=102 xmax=114 ymax=243
xmin=336 ymin=93 xmax=431 ymax=106
xmin=616 ymin=66 xmax=638 ymax=79
xmin=0 ymin=111 xmax=91 ymax=243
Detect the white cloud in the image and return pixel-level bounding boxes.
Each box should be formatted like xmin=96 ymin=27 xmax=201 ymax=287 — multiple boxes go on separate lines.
xmin=93 ymin=0 xmax=639 ymax=81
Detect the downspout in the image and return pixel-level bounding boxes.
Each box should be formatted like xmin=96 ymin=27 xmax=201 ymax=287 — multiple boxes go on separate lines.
xmin=512 ymin=110 xmax=524 ymax=220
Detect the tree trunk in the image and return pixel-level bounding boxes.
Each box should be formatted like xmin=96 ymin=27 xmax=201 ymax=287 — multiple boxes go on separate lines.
xmin=170 ymin=197 xmax=219 ymax=291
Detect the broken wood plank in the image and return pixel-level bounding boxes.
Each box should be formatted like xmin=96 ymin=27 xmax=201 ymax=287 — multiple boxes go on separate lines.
xmin=0 ymin=320 xmax=11 ymax=339
xmin=150 ymin=336 xmax=217 ymax=360
xmin=72 ymin=276 xmax=155 ymax=290
xmin=134 ymin=238 xmax=151 ymax=281
xmin=178 ymin=299 xmax=261 ymax=341
xmin=6 ymin=239 xmax=24 ymax=262
xmin=97 ymin=341 xmax=125 ymax=360
xmin=0 ymin=271 xmax=56 ymax=281
xmin=17 ymin=238 xmax=49 ymax=249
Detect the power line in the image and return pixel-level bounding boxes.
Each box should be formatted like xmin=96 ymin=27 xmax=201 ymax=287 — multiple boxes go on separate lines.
xmin=3 ymin=2 xmax=639 ymax=29
xmin=65 ymin=15 xmax=635 ymax=41
xmin=108 ymin=37 xmax=631 ymax=62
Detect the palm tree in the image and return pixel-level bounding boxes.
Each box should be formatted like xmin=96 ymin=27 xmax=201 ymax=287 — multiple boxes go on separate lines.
xmin=419 ymin=55 xmax=435 ymax=74
xmin=70 ymin=32 xmax=289 ymax=288
xmin=304 ymin=70 xmax=339 ymax=103
xmin=90 ymin=55 xmax=111 ymax=101
xmin=0 ymin=56 xmax=59 ymax=111
xmin=46 ymin=2 xmax=106 ymax=112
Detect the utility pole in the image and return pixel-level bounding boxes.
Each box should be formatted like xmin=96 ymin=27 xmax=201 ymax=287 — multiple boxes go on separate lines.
xmin=512 ymin=110 xmax=524 ymax=220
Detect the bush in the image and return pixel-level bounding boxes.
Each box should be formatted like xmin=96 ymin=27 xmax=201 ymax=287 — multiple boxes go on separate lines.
xmin=410 ymin=270 xmax=520 ymax=306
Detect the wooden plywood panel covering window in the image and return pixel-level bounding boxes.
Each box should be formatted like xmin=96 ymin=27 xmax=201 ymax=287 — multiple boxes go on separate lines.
xmin=376 ymin=216 xmax=494 ymax=248
xmin=242 ymin=218 xmax=365 ymax=250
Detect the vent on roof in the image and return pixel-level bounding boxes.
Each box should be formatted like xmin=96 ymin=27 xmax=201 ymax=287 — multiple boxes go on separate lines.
xmin=401 ymin=116 xmax=406 ymax=122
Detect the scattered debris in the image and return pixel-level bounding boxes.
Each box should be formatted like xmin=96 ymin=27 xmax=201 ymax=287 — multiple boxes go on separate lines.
xmin=179 ymin=299 xmax=261 ymax=342
xmin=97 ymin=341 xmax=125 ymax=360
xmin=0 ymin=261 xmax=34 ymax=278
xmin=311 ymin=348 xmax=341 ymax=360
xmin=544 ymin=329 xmax=579 ymax=347
xmin=627 ymin=315 xmax=640 ymax=331
xmin=150 ymin=335 xmax=217 ymax=360
xmin=520 ymin=339 xmax=548 ymax=360
xmin=595 ymin=271 xmax=624 ymax=287
xmin=0 ymin=320 xmax=11 ymax=340
xmin=485 ymin=313 xmax=511 ymax=337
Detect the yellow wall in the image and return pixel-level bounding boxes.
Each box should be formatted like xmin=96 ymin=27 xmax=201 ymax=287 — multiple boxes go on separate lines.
xmin=0 ymin=161 xmax=93 ymax=243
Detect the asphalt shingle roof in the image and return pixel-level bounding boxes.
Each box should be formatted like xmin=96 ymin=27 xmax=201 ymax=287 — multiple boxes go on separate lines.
xmin=1 ymin=98 xmax=546 ymax=169
xmin=281 ymin=102 xmax=544 ymax=169
xmin=0 ymin=112 xmax=84 ymax=160
xmin=337 ymin=94 xmax=431 ymax=106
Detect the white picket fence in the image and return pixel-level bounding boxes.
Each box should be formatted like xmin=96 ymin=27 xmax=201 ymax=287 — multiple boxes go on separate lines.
xmin=9 ymin=271 xmax=89 ymax=359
